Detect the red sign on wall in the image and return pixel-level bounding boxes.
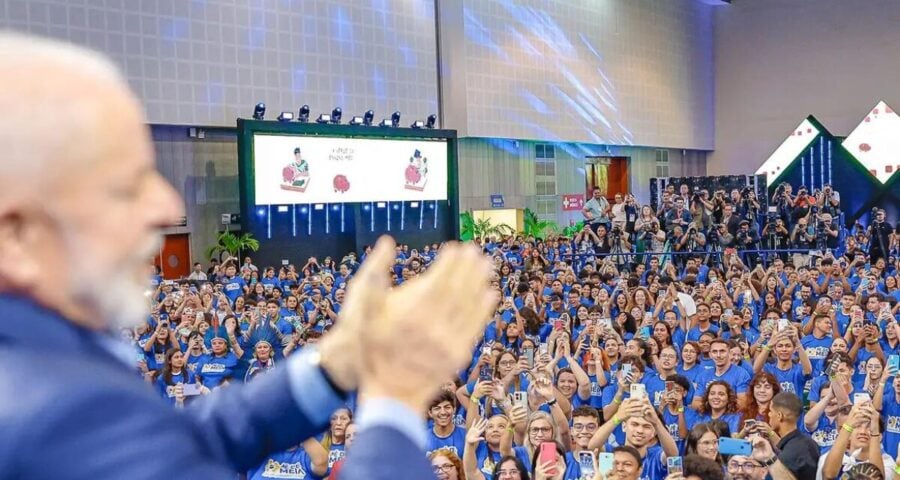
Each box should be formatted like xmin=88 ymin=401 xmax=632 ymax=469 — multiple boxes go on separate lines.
xmin=561 ymin=194 xmax=584 ymax=211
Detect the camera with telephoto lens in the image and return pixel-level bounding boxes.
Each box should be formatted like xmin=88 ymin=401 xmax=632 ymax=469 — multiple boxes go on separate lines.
xmin=740 ymin=186 xmax=753 ymax=197
xmin=610 ymin=225 xmax=622 ymax=236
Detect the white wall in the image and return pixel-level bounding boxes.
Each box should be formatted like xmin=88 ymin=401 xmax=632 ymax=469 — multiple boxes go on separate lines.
xmin=440 ymin=0 xmax=715 ymax=150
xmin=710 ymin=0 xmax=900 ymax=175
xmin=0 ymin=0 xmax=439 ymax=126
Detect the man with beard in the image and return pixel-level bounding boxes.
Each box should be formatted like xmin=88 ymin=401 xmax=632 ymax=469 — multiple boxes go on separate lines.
xmin=0 ymin=34 xmax=498 ymax=479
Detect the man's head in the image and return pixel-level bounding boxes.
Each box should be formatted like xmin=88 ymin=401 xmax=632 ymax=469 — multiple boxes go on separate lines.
xmin=683 ymin=454 xmax=726 ymax=480
xmin=0 ymin=34 xmax=182 ymax=330
xmin=428 ymin=391 xmax=457 ymax=429
xmin=726 ymin=455 xmax=766 ymax=480
xmin=571 ymin=406 xmax=600 ymax=449
xmin=611 ymin=445 xmax=643 ymax=480
xmin=769 ymin=392 xmax=802 ymax=433
xmin=593 ymin=187 xmax=603 ymax=200
xmin=708 ymin=338 xmax=730 ymax=368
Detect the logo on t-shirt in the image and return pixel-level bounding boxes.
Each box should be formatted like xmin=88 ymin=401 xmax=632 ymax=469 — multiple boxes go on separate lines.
xmin=201 ymin=363 xmax=226 ymax=374
xmin=262 ymin=459 xmax=308 ymax=479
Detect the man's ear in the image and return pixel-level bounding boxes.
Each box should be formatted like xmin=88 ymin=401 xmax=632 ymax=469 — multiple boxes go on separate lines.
xmin=0 ymin=210 xmax=44 ymax=290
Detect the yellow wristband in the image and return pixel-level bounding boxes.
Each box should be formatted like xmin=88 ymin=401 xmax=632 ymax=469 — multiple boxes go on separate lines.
xmin=841 ymin=423 xmax=854 ymax=434
xmin=613 ymin=415 xmax=622 ymax=426
xmin=677 ymin=407 xmax=685 ymax=413
xmin=894 ymin=465 xmax=900 ymax=475
xmin=613 ymin=397 xmax=622 ymax=405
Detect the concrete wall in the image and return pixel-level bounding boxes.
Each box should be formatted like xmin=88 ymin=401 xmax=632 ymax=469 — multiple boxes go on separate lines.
xmin=710 ymin=0 xmax=900 ymax=175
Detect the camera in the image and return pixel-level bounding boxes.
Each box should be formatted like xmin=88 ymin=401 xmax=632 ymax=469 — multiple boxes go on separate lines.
xmin=810 ymin=205 xmax=818 ymax=215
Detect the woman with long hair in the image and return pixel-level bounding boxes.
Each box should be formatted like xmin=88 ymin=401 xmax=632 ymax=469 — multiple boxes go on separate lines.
xmin=320 ymin=407 xmax=352 ymax=468
xmin=692 ymin=380 xmax=741 ymax=434
xmin=155 ymin=348 xmax=203 ymax=407
xmin=684 ymin=423 xmax=724 ymax=469
xmin=737 ymin=372 xmax=781 ymax=442
xmin=492 ymin=456 xmax=531 ymax=480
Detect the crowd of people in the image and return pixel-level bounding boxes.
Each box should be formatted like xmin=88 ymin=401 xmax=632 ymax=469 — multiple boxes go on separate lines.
xmin=578 ymin=182 xmax=897 ymax=273
xmin=136 ymin=181 xmax=900 ymax=480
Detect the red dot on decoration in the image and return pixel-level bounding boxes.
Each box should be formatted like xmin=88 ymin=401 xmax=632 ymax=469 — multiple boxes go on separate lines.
xmin=886 ymin=106 xmax=894 ymax=114
xmin=776 ymin=166 xmax=781 ymax=170
xmin=874 ymin=108 xmax=880 ymax=115
xmin=797 ymin=131 xmax=803 ymax=136
xmin=865 ymin=117 xmax=871 ymax=122
xmin=887 ymin=165 xmax=894 ymax=173
xmin=807 ymin=128 xmax=812 ymax=133
xmin=860 ymin=143 xmax=871 ymax=152
xmin=870 ymin=169 xmax=877 ymax=176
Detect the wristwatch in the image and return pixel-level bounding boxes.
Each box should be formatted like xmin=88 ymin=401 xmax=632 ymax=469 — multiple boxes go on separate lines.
xmin=760 ymin=455 xmax=778 ymax=467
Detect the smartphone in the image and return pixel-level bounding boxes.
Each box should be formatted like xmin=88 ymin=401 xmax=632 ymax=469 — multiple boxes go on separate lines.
xmin=854 ymin=392 xmax=872 ymax=404
xmin=630 ymin=383 xmax=647 ymax=399
xmin=481 ymin=345 xmax=492 ymax=357
xmin=553 ymin=319 xmax=563 ymax=330
xmin=825 ymin=360 xmax=838 ymax=378
xmin=522 ymin=347 xmax=534 ymax=368
xmin=538 ymin=443 xmax=559 ymax=475
xmin=640 ymin=326 xmax=652 ymax=339
xmin=778 ymin=318 xmax=789 ymax=331
xmin=643 ymin=311 xmax=652 ymax=323
xmin=667 ymin=456 xmax=683 ymax=475
xmin=743 ymin=419 xmax=757 ymax=431
xmin=600 ymin=318 xmax=612 ymax=329
xmin=718 ymin=437 xmax=752 ymax=456
xmin=513 ymin=391 xmax=528 ymax=410
xmin=479 ymin=364 xmax=493 ymax=382
xmin=622 ymin=363 xmax=633 ymax=379
xmin=888 ymin=355 xmax=900 ymax=373
xmin=597 ymin=453 xmax=614 ymax=475
xmin=183 ymin=383 xmax=202 ymax=396
xmin=539 ymin=343 xmax=549 ymax=355
xmin=665 ymin=381 xmax=675 ymax=393
xmin=724 ymin=308 xmax=733 ymax=317
xmin=578 ymin=451 xmax=595 ymax=477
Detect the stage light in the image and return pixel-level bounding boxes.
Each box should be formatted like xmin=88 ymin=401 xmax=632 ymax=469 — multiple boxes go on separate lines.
xmin=362 ymin=204 xmax=370 ymax=211
xmin=391 ymin=111 xmax=401 ymax=128
xmin=298 ymin=105 xmax=310 ymax=123
xmin=256 ymin=207 xmax=267 ymax=217
xmin=316 ymin=114 xmax=332 ymax=124
xmin=378 ymin=118 xmax=391 ymax=127
xmin=331 ymin=107 xmax=342 ymax=124
xmin=363 ymin=110 xmax=375 ymax=126
xmin=349 ymin=116 xmax=364 ymax=125
xmin=300 ymin=206 xmax=309 ymax=214
xmin=426 ymin=114 xmax=436 ymax=129
xmin=410 ymin=120 xmax=425 ymax=129
xmin=277 ymin=111 xmax=294 ymax=122
xmin=332 ymin=205 xmax=340 ymax=211
xmin=252 ymin=102 xmax=266 ymax=120
xmin=392 ymin=204 xmax=400 ymax=210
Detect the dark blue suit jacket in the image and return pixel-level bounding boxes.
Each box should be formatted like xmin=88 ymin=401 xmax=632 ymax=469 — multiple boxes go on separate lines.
xmin=0 ymin=294 xmax=432 ymax=479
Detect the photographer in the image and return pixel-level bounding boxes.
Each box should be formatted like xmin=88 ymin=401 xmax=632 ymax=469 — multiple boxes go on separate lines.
xmin=665 ymin=197 xmax=693 ymax=233
xmin=690 ymin=189 xmax=713 ymax=231
xmin=868 ymin=209 xmax=893 ymax=263
xmin=791 ymin=186 xmax=814 ymax=225
xmin=712 ymin=189 xmax=728 ymax=224
xmin=679 ymin=221 xmax=708 ymax=255
xmin=735 ymin=220 xmax=760 ymax=262
xmin=762 ymin=216 xmax=791 ymax=262
xmin=817 ymin=183 xmax=841 ymax=218
xmin=817 ymin=212 xmax=840 ymax=250
xmin=709 ymin=223 xmax=735 ymax=250
xmin=635 ymin=206 xmax=666 ymax=253
xmin=791 ymin=217 xmax=816 ymax=266
xmin=736 ymin=187 xmax=761 ymax=224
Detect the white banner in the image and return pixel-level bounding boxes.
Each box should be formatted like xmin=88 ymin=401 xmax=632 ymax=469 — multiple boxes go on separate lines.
xmin=253 ymin=134 xmax=449 ymax=205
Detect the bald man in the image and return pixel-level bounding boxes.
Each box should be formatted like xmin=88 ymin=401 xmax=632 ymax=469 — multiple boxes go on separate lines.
xmin=0 ymin=34 xmax=496 ymax=479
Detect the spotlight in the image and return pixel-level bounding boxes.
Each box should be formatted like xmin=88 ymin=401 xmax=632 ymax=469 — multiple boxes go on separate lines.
xmin=316 ymin=113 xmax=332 ymax=124
xmin=256 ymin=207 xmax=267 ymax=217
xmin=331 ymin=107 xmax=342 ymax=124
xmin=410 ymin=120 xmax=425 ymax=129
xmin=349 ymin=116 xmax=364 ymax=125
xmin=277 ymin=111 xmax=294 ymax=122
xmin=378 ymin=118 xmax=391 ymax=127
xmin=363 ymin=110 xmax=375 ymax=126
xmin=391 ymin=111 xmax=401 ymax=128
xmin=426 ymin=114 xmax=436 ymax=129
xmin=252 ymin=102 xmax=266 ymax=120
xmin=298 ymin=105 xmax=310 ymax=123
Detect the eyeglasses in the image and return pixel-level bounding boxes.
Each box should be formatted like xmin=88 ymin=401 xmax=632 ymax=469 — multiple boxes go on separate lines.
xmin=529 ymin=426 xmax=553 ymax=434
xmin=728 ymin=462 xmax=762 ymax=472
xmin=499 ymin=360 xmax=517 ymax=367
xmin=432 ymin=464 xmax=455 ymax=473
xmin=571 ymin=423 xmax=598 ymax=431
xmin=498 ymin=469 xmax=520 ymax=477
xmin=659 ymin=353 xmax=677 ymax=360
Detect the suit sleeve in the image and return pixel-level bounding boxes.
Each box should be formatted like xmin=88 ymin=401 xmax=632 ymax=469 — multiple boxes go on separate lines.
xmin=339 ymin=426 xmax=434 ymax=479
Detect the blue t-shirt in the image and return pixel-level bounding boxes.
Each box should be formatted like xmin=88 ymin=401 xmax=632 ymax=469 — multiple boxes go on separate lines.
xmin=881 ymin=387 xmax=900 ymax=455
xmin=686 ymin=324 xmax=719 ymax=342
xmin=764 ymin=362 xmax=809 ymax=397
xmin=695 ymin=364 xmax=751 ymax=397
xmin=601 ymin=443 xmax=668 ymax=480
xmin=801 ymin=334 xmax=833 ymax=375
xmin=196 ymin=352 xmax=238 ymax=388
xmin=425 ymin=426 xmax=467 ymax=457
xmin=155 ymin=370 xmax=198 ymax=405
xmin=326 ymin=444 xmax=344 ymax=469
xmin=473 ymin=443 xmax=504 ymax=480
xmin=248 ymin=448 xmax=324 ymax=480
xmin=222 ymin=276 xmax=246 ymax=302
xmin=805 ymin=413 xmax=838 ymax=455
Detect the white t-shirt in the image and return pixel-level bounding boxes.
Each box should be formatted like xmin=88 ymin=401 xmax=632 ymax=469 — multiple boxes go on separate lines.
xmin=815 ymin=450 xmax=894 ymax=480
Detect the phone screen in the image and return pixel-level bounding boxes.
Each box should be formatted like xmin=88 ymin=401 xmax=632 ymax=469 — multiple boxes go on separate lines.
xmin=667 ymin=456 xmax=683 ymax=475
xmin=578 ymin=452 xmax=595 ymax=476
xmin=597 ymin=453 xmax=614 ymax=475
xmin=524 ymin=347 xmax=535 ymax=368
xmin=538 ymin=443 xmax=558 ymax=475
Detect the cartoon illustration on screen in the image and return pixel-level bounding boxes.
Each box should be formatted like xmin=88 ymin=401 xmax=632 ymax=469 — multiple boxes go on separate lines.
xmin=281 ymin=147 xmax=310 ymax=192
xmin=404 ymin=149 xmax=428 ymax=191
